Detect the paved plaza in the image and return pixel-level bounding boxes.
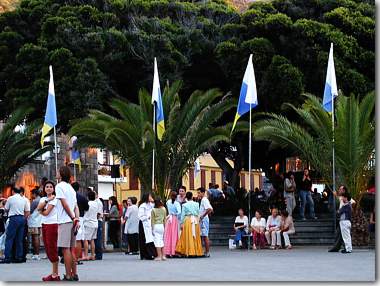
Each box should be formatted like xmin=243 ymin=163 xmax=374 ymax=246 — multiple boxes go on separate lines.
xmin=0 ymin=246 xmax=375 ymax=281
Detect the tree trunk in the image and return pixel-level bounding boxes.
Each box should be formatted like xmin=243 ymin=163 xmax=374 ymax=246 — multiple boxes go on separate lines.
xmin=351 ymin=207 xmax=369 ymax=246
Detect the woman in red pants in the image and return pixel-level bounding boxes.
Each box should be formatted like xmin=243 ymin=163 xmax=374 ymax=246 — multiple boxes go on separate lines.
xmin=37 ymin=181 xmax=60 ymax=281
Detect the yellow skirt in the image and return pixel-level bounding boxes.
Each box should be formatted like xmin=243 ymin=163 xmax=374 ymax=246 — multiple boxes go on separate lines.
xmin=175 ymin=216 xmax=203 ymax=256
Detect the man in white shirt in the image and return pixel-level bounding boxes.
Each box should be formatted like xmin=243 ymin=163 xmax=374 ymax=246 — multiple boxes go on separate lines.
xmin=197 ymin=187 xmax=213 ymax=258
xmin=94 ymin=190 xmax=103 ymax=260
xmin=1 ymin=187 xmax=30 ymax=264
xmin=55 ymin=166 xmax=80 ymax=281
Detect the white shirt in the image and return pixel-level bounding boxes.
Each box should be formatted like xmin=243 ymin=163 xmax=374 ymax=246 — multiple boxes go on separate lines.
xmin=251 ymin=217 xmax=266 ymax=228
xmin=39 ymin=197 xmax=58 ymax=225
xmin=55 ymin=181 xmax=77 ymax=224
xmin=200 ymin=197 xmax=213 ymax=218
xmin=235 ymin=215 xmax=249 ymax=233
xmin=83 ymin=201 xmax=98 ymax=228
xmin=95 ymin=198 xmax=103 ymax=220
xmin=124 ymin=204 xmax=139 ymax=234
xmin=5 ymin=193 xmax=30 ymax=217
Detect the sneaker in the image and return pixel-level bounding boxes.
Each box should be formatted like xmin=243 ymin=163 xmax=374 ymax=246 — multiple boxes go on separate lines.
xmin=32 ymin=255 xmax=41 ymax=261
xmin=42 ymin=274 xmax=61 ymax=281
xmin=341 ymin=249 xmax=352 ymax=254
xmin=62 ymin=275 xmax=74 ymax=281
xmin=203 ymin=253 xmax=210 ymax=258
xmin=238 ymin=240 xmax=242 ymax=247
xmin=313 ymin=216 xmax=318 ymax=220
xmin=328 ymin=248 xmax=340 ymax=252
xmin=72 ymin=274 xmax=79 ymax=281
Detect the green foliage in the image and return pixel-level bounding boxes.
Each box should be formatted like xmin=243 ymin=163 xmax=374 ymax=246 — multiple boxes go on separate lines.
xmin=253 ymin=92 xmax=375 ymax=199
xmin=69 ymin=81 xmax=235 ymax=200
xmin=0 ymin=107 xmax=52 ymax=190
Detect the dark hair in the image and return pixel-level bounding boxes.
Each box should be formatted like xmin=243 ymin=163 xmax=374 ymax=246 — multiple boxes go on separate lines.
xmin=185 ymin=191 xmax=193 ymax=200
xmin=71 ymin=182 xmax=80 ymax=192
xmin=139 ymin=193 xmax=152 ymax=206
xmin=215 ymin=184 xmax=219 ymax=189
xmin=179 ymin=186 xmax=186 ymax=192
xmin=282 ymin=210 xmax=289 ymax=217
xmin=59 ymin=166 xmax=71 ymax=182
xmin=154 ymin=196 xmax=164 ymax=208
xmin=170 ymin=191 xmax=177 ymax=204
xmin=238 ymin=208 xmax=244 ymax=214
xmin=255 ymin=210 xmax=262 ymax=216
xmin=342 ymin=192 xmax=351 ymax=201
xmin=19 ymin=187 xmax=25 ymax=194
xmin=254 ymin=187 xmax=259 ymax=192
xmin=32 ymin=187 xmax=40 ymax=196
xmin=197 ymin=187 xmax=206 ymax=193
xmin=287 ymin=171 xmax=293 ymax=178
xmin=13 ymin=187 xmax=21 ymax=194
xmin=109 ymin=196 xmax=118 ymax=207
xmin=122 ymin=200 xmax=128 ymax=205
xmin=209 ymin=183 xmax=214 ymax=188
xmin=41 ymin=181 xmax=56 ymax=197
xmin=88 ymin=191 xmax=96 ymax=201
xmin=130 ymin=197 xmax=137 ymax=205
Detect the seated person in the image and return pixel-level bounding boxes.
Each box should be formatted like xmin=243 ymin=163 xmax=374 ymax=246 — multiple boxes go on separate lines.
xmin=250 ymin=210 xmax=266 ymax=250
xmin=234 ymin=208 xmax=248 ymax=248
xmin=277 ymin=210 xmax=295 ymax=250
xmin=265 ymin=208 xmax=281 ymax=249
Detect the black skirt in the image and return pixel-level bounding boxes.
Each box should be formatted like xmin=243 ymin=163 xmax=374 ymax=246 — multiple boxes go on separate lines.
xmin=138 ymin=221 xmax=157 ymax=260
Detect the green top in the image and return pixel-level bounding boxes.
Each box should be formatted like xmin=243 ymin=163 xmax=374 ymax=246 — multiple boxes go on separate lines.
xmin=151 ymin=207 xmax=167 ymax=226
xmin=180 ymin=200 xmax=200 ymax=224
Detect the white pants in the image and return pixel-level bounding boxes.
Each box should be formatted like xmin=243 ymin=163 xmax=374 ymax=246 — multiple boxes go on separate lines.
xmin=265 ymin=230 xmax=281 ymax=246
xmin=153 ymin=224 xmax=164 ymax=248
xmin=340 ymin=220 xmax=352 ymax=252
xmin=280 ymin=230 xmax=295 ymax=246
xmin=284 ymin=193 xmax=296 ymax=217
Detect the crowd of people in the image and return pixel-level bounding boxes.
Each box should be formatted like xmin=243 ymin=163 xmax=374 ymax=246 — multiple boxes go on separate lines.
xmin=0 ymin=164 xmax=371 ymax=281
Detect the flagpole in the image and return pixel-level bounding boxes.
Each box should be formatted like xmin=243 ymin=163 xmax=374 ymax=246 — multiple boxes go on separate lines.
xmin=53 ymin=126 xmax=58 ymax=184
xmin=332 ymin=91 xmax=336 ymax=233
xmin=152 ymin=104 xmax=156 ymax=191
xmin=248 ymin=101 xmax=252 ymax=250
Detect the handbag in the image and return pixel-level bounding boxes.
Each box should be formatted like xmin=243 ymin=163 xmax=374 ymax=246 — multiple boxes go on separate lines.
xmin=228 ymin=238 xmax=236 ymax=250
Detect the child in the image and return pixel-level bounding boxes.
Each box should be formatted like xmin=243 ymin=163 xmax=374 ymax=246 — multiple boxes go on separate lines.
xmin=151 ymin=197 xmax=167 ymax=261
xmin=339 ymin=192 xmax=352 ymax=254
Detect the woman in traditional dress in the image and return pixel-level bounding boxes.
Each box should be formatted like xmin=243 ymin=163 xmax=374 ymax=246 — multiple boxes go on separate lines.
xmin=164 ymin=191 xmax=181 ymax=257
xmin=138 ymin=193 xmax=157 ymax=260
xmin=175 ymin=192 xmax=203 ymax=257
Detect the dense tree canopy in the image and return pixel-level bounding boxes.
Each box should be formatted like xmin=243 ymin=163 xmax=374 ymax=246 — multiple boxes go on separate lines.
xmin=0 ymin=0 xmax=374 ymax=176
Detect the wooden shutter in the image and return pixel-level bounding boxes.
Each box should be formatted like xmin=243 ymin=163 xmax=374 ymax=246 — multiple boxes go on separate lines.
xmin=241 ymin=173 xmax=245 ymax=188
xmin=189 ymin=168 xmax=195 ymax=190
xmin=211 ymin=170 xmax=216 ymax=185
xmin=201 ymin=170 xmax=206 ymax=188
xmin=129 ymin=168 xmax=139 ymax=190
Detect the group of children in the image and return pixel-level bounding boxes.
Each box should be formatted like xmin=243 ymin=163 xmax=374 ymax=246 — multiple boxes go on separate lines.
xmin=234 ymin=190 xmax=353 ymax=254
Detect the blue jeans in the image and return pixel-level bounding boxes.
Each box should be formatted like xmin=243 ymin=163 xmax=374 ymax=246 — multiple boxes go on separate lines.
xmin=235 ymin=229 xmax=246 ymax=244
xmin=5 ymin=215 xmax=25 ymax=261
xmin=94 ymin=220 xmax=103 ymax=260
xmin=299 ymin=190 xmax=315 ymax=219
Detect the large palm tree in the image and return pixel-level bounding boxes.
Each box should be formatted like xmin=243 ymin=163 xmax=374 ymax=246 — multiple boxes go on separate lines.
xmin=0 ymin=107 xmax=52 ymax=190
xmin=253 ymin=92 xmax=375 ymax=199
xmin=70 ymin=81 xmax=237 ymax=200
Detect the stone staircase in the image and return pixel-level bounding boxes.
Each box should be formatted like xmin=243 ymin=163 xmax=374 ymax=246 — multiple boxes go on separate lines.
xmin=209 ymin=214 xmax=336 ymax=246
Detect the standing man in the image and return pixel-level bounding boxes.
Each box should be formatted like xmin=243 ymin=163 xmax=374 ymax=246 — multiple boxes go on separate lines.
xmin=197 ymin=187 xmax=213 ymax=258
xmin=299 ymin=168 xmax=317 ymax=220
xmin=71 ymin=182 xmax=88 ymax=262
xmin=328 ymin=185 xmax=356 ymax=252
xmin=94 ymin=190 xmax=104 ymax=260
xmin=283 ymin=172 xmax=296 ymax=217
xmin=55 ymin=166 xmax=80 ymax=281
xmin=28 ymin=188 xmax=43 ymax=260
xmin=0 ymin=187 xmax=30 ymax=264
